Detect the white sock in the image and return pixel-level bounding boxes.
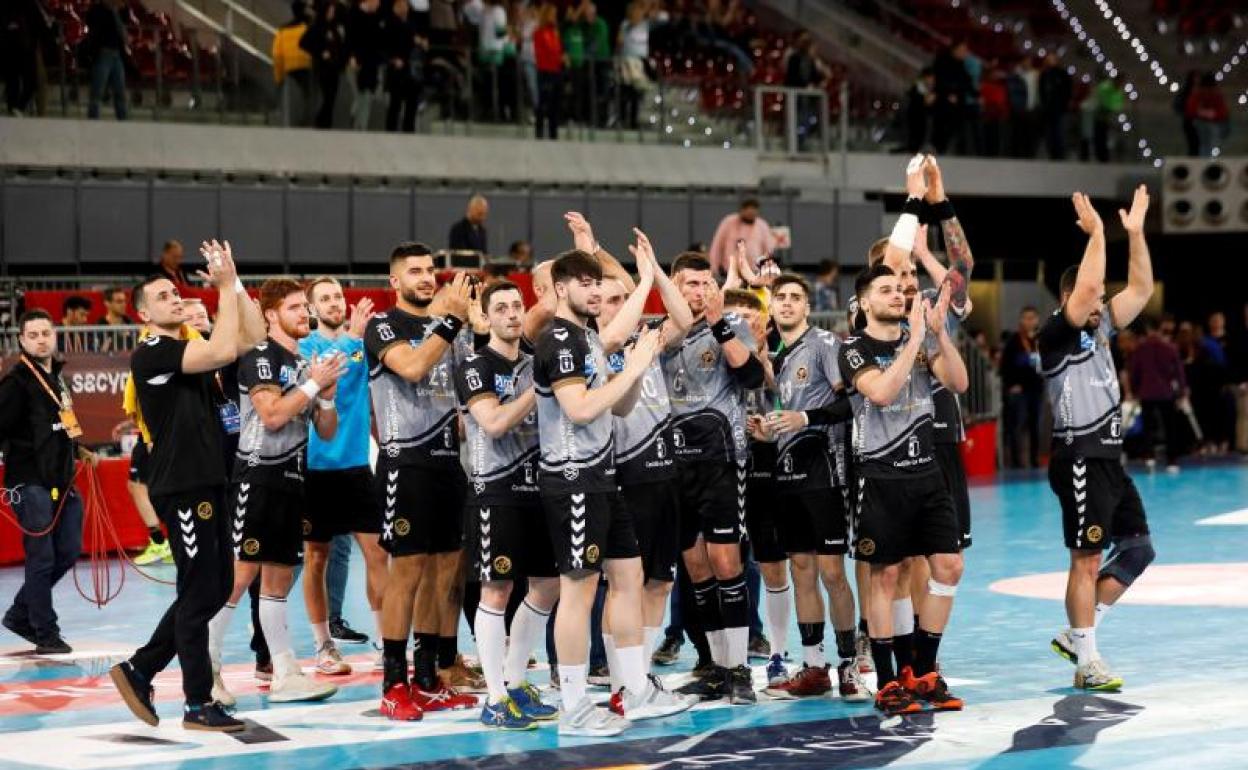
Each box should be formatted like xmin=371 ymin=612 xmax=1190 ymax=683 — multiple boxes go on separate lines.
xmin=312 ymin=621 xmax=331 ymax=647
xmin=802 ymin=641 xmax=826 ymax=668
xmin=708 ymin=629 xmax=727 ymax=665
xmin=504 ymin=600 xmax=550 ymax=686
xmin=892 ymin=597 xmax=915 ymax=635
xmin=616 ymin=644 xmax=647 ymax=696
xmin=474 ymin=605 xmax=508 ymax=704
xmin=724 ymin=626 xmax=749 ymax=668
xmin=208 ymin=602 xmax=236 ymax=668
xmin=259 ymin=595 xmax=293 ymax=661
xmin=560 ymin=662 xmax=588 ymax=707
xmin=1093 ymin=602 xmax=1111 ymax=629
xmin=643 ymin=626 xmax=662 ymax=667
xmin=764 ymin=584 xmax=792 ymax=658
xmin=603 ymin=633 xmax=621 ymax=692
xmin=1071 ymin=626 xmax=1099 ymax=663
xmin=372 ymin=609 xmax=383 ymax=642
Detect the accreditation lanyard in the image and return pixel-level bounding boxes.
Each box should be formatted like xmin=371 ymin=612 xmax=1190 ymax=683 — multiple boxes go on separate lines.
xmin=22 ymin=356 xmax=82 ymax=440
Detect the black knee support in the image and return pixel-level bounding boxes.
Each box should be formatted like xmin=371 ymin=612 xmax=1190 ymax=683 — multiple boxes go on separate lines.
xmin=1099 ymin=535 xmax=1155 ymax=587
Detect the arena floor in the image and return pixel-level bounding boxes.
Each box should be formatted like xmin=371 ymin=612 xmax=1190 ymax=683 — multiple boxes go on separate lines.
xmin=2 ymin=462 xmax=1247 ymax=770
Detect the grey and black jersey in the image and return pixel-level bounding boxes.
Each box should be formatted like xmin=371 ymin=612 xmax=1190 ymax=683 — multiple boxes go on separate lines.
xmin=1038 ymin=309 xmax=1122 ymax=460
xmin=607 ymin=322 xmax=676 ymax=486
xmin=660 ymin=314 xmax=755 ymax=465
xmin=742 ymin=384 xmax=776 ymax=481
xmin=456 ymin=346 xmax=539 ymax=504
xmin=234 ymin=338 xmax=311 ymax=490
xmin=838 ymin=330 xmax=940 ymax=479
xmin=533 ymin=317 xmax=616 ymax=496
xmin=772 ymin=326 xmax=844 ymax=490
xmin=364 ymin=309 xmax=472 ymax=469
xmin=918 ymin=287 xmax=967 ymax=445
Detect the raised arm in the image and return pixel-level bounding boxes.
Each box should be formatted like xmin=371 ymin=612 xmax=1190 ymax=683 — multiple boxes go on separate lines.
xmin=182 ymin=249 xmax=242 ymax=374
xmin=854 ymin=296 xmax=927 ymax=406
xmin=640 ymin=229 xmax=693 ymax=341
xmin=1108 ymin=185 xmax=1154 ymax=329
xmin=553 ymin=328 xmax=659 ymax=424
xmin=565 ymin=211 xmax=636 ymax=293
xmin=599 ymin=245 xmax=653 ymax=353
xmin=924 ymin=156 xmax=974 ymax=309
xmin=927 ymin=283 xmax=969 ymax=393
xmin=911 ymin=224 xmax=947 ymax=286
xmin=201 ymin=240 xmax=266 ymax=352
xmin=1064 ymin=192 xmax=1106 ymax=328
xmin=380 ymin=273 xmax=472 ymax=382
xmin=883 ymin=155 xmax=928 ymax=267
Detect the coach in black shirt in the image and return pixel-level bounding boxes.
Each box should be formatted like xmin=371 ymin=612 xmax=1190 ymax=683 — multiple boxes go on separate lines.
xmin=448 ymin=194 xmax=489 ymax=254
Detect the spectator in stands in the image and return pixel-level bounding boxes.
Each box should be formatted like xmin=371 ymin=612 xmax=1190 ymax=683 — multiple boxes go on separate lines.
xmin=1186 ymin=72 xmax=1229 ymax=157
xmin=812 ymin=259 xmax=840 ymax=313
xmin=59 ymin=296 xmax=92 ymax=355
xmin=1202 ymin=311 xmax=1236 ymax=454
xmin=931 ymin=40 xmax=972 ymax=154
xmin=564 ymin=0 xmax=610 ymax=127
xmin=1007 ymin=57 xmax=1039 ymax=158
xmin=1038 ymin=52 xmax=1071 ymax=160
xmin=508 ymin=239 xmax=533 ymax=270
xmin=1 ymin=0 xmax=52 ymax=117
xmin=979 ymin=63 xmax=1009 ymax=157
xmin=1130 ymin=316 xmax=1188 ymax=471
xmin=475 ymin=0 xmax=513 ymax=122
xmin=273 ymin=0 xmax=314 ymax=127
xmin=449 ymin=194 xmax=489 ymax=252
xmin=707 ymin=197 xmax=776 ymax=277
xmin=347 ymin=0 xmax=386 ymax=130
xmin=302 ymin=0 xmax=349 ymax=129
xmin=1000 ymin=305 xmax=1043 ymax=469
xmin=617 ymin=0 xmax=653 ymax=131
xmin=98 ymin=287 xmax=133 ymax=325
xmin=904 ymin=67 xmax=936 ymax=153
xmin=517 ymin=2 xmax=539 ymax=117
xmin=1175 ymin=70 xmax=1200 ymax=156
xmin=384 ymin=0 xmax=426 ymax=133
xmin=156 ymin=239 xmax=190 ymax=285
xmin=82 ymin=0 xmax=129 ymax=121
xmin=1091 ymin=74 xmax=1124 ymax=162
xmin=784 ymin=32 xmax=830 ymax=151
xmin=533 ymin=2 xmax=564 ymax=140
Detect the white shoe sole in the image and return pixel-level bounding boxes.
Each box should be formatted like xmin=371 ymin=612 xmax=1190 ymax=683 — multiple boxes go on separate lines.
xmin=316 ymin=664 xmax=353 ymax=676
xmin=624 ymin=699 xmax=693 ymax=721
xmin=268 ymin=686 xmax=337 ymax=703
xmin=558 ymin=723 xmax=627 ymax=737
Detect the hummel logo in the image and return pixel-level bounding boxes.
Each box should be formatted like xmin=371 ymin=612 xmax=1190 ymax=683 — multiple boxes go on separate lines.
xmin=480 ymin=508 xmax=491 ymax=522
xmin=388 ymin=470 xmax=399 ymax=482
xmin=185 ymin=545 xmax=199 ymax=558
xmin=237 ymin=493 xmax=249 ymax=505
xmin=177 ymin=508 xmax=192 ymax=522
xmin=180 ymin=520 xmax=194 ymax=534
xmin=571 ymin=505 xmax=586 ymax=517
xmin=386 ymin=483 xmax=397 ymax=495
xmin=386 ymin=496 xmax=397 ymax=508
xmin=570 ymin=518 xmax=586 ymax=533
xmin=240 ymin=482 xmax=251 ymax=492
xmin=571 ymin=532 xmax=585 ymax=546
xmin=481 ymin=522 xmax=491 ymax=535
xmin=571 ymin=493 xmax=585 ymax=503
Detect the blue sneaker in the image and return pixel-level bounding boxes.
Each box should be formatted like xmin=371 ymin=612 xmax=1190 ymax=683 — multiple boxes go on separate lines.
xmin=508 ymin=682 xmax=558 ymax=721
xmin=766 ymin=654 xmax=788 ymax=686
xmin=480 ymin=697 xmax=537 ymax=731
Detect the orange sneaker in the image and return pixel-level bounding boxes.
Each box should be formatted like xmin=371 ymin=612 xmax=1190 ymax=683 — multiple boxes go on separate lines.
xmin=874 ymin=680 xmax=922 ymax=715
xmin=911 ymin=671 xmax=963 ymax=711
xmin=380 ymin=683 xmax=424 ymax=721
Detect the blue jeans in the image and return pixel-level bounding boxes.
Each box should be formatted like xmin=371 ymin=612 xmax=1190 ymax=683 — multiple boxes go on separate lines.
xmin=5 ymin=485 xmax=84 ymax=638
xmin=88 ymin=49 xmax=128 ymax=120
xmin=326 ymin=533 xmax=352 ymax=623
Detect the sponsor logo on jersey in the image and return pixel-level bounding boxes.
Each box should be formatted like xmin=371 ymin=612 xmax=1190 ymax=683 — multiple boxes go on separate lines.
xmin=196 ymin=502 xmax=213 ymax=520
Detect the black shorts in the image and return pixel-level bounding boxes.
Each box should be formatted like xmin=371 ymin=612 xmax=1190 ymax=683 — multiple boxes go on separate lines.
xmin=745 ymin=476 xmax=786 ymax=564
xmin=231 ymin=481 xmax=305 ymax=566
xmin=378 ymin=464 xmax=466 ymax=556
xmin=304 ymin=466 xmax=381 ymax=542
xmin=852 ymin=471 xmax=960 ymax=565
xmin=128 ymin=441 xmax=149 ymax=484
xmin=934 ymin=442 xmax=972 ymax=549
xmin=776 ymin=487 xmax=850 ymax=556
xmin=621 ymin=482 xmax=680 ymax=583
xmin=1048 ymin=456 xmax=1149 ymax=551
xmin=541 ymin=489 xmax=639 ymax=575
xmin=466 ymin=497 xmax=558 ymax=582
xmin=676 ymin=460 xmax=748 ymax=551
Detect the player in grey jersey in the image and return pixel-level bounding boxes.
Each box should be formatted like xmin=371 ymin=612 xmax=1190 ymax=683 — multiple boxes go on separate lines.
xmin=1043 ymin=188 xmax=1155 ymax=692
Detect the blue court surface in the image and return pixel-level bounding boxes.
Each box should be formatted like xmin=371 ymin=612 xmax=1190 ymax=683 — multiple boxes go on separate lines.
xmin=2 ymin=462 xmax=1246 ymax=770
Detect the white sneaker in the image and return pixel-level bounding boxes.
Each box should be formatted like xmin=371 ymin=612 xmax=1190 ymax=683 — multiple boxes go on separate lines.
xmin=855 ymin=632 xmax=873 ymax=674
xmin=1075 ymin=658 xmax=1123 ymax=691
xmin=620 ymin=679 xmax=693 ymax=721
xmin=1051 ymin=629 xmax=1078 ymax=666
xmin=211 ymin=665 xmax=236 ymax=708
xmin=315 ymin=641 xmax=352 ymax=675
xmin=268 ymin=652 xmax=337 ymax=703
xmin=559 ymin=696 xmax=629 ymax=737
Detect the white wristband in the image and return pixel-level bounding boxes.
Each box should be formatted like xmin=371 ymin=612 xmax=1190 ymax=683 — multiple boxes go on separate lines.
xmin=800 ymin=411 xmax=809 ymax=427
xmin=298 ymin=380 xmax=321 ymax=401
xmin=317 ymin=398 xmax=336 ymax=411
xmin=234 ymin=277 xmax=246 ymax=294
xmin=888 ymin=212 xmax=919 ymax=253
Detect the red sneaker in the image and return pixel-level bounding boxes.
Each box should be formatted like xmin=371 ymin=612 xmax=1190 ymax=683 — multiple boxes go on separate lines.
xmin=763 ymin=664 xmax=832 ymax=700
xmin=897 ymin=665 xmax=918 ymax=692
xmin=411 ymin=680 xmax=479 ymax=711
xmin=608 ymin=689 xmax=624 ymax=716
xmin=380 ymin=683 xmax=424 ymax=721
xmin=874 ymin=680 xmax=922 ymax=716
xmin=911 ymin=671 xmax=963 ymax=711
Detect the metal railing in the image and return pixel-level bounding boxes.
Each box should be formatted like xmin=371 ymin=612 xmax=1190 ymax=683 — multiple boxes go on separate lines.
xmin=1 ymin=325 xmax=142 ymax=355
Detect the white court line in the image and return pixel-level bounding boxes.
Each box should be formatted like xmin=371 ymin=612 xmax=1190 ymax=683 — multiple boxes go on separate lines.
xmin=1196 ymin=508 xmax=1248 ymax=526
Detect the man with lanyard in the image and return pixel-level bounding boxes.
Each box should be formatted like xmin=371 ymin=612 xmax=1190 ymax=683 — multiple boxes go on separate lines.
xmin=207 ymin=278 xmax=345 ymax=704
xmin=110 ymin=241 xmax=266 ymax=731
xmin=364 ymin=243 xmax=477 ymax=721
xmin=1045 ymin=188 xmax=1155 ymax=692
xmin=662 ymin=252 xmax=765 ymax=703
xmin=756 ymin=274 xmax=868 ymax=703
xmin=459 ymin=280 xmax=559 ymax=731
xmin=0 ymin=310 xmax=97 ymax=655
xmin=840 ymin=259 xmax=967 ymax=716
xmin=299 ymin=278 xmax=389 ymax=673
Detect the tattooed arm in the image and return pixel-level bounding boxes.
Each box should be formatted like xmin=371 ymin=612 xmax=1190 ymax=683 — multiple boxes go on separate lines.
xmin=923 ymin=156 xmax=973 ymax=311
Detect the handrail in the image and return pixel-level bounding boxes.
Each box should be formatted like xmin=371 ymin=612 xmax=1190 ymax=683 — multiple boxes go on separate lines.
xmin=866 ymin=0 xmax=953 ymax=50
xmin=174 ymin=0 xmax=273 ymax=65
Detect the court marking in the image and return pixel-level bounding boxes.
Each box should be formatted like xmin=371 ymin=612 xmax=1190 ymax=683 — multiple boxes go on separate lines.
xmin=1195 ymin=508 xmax=1248 ymax=526
xmin=988 ymin=563 xmax=1248 ymax=607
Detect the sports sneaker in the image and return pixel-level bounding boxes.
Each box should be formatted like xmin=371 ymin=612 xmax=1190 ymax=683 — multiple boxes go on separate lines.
xmin=211 ymin=664 xmax=236 ymax=707
xmin=411 ymin=680 xmax=479 ymax=711
xmin=652 ymin=636 xmax=682 ymax=666
xmin=675 ymin=665 xmax=726 ymax=701
xmin=183 ymin=701 xmax=245 ymax=732
xmin=255 ymin=661 xmax=273 ymax=682
xmin=691 ymin=657 xmax=717 ymax=679
xmin=380 ymin=682 xmax=423 ymax=721
xmin=508 ymin=681 xmax=558 ymax=721
xmin=1051 ymin=630 xmax=1077 ymax=666
xmin=764 ymin=663 xmax=831 ymax=700
xmin=34 ymin=635 xmax=71 ymax=655
xmin=587 ymin=662 xmax=612 ymax=687
xmin=269 ymin=653 xmax=337 ymax=703
xmin=480 ymin=697 xmax=537 ymax=730
xmin=315 ymin=641 xmax=352 ymax=675
xmin=837 ymin=660 xmax=871 ymax=702
xmin=725 ymin=664 xmax=756 ymax=705
xmin=874 ymin=680 xmax=922 ymax=715
xmin=748 ymin=634 xmax=770 ymax=661
xmin=134 ymin=539 xmax=173 ymax=566
xmin=766 ymin=654 xmax=788 ymax=686
xmin=619 ymin=679 xmax=693 ymax=721
xmin=1075 ymin=658 xmax=1123 ymax=691
xmin=439 ymin=655 xmax=487 ymax=692
xmin=906 ymin=670 xmax=962 ymax=711
xmin=559 ymin=696 xmax=629 ymax=737
xmin=329 ymin=618 xmax=369 ymax=644
xmin=855 ymin=632 xmax=874 ymax=674
xmin=110 ymin=661 xmax=158 ymax=726
xmin=2 ymin=613 xmax=38 ymax=646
